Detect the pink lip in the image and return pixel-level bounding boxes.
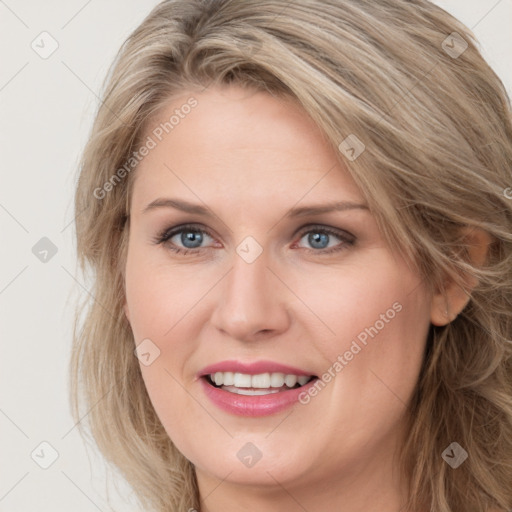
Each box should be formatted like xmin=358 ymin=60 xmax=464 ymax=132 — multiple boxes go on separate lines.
xmin=197 ymin=360 xmax=315 ymax=378
xmin=197 ymin=360 xmax=318 ymax=417
xmin=199 ymin=375 xmax=319 ymax=417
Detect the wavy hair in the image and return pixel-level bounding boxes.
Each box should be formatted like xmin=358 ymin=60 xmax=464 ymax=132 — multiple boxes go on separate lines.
xmin=71 ymin=1 xmax=512 ymax=510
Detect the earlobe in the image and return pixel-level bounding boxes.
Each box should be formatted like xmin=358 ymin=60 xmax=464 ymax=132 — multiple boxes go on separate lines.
xmin=430 ymin=290 xmax=465 ymax=326
xmin=430 ymin=227 xmax=492 ymax=327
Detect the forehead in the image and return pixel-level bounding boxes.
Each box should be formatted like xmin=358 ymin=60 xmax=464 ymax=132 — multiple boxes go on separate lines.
xmin=131 ymin=85 xmax=364 ymax=210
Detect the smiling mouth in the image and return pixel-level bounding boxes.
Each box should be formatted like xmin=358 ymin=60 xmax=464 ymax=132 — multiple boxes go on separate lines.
xmin=204 ymin=372 xmax=318 ymax=396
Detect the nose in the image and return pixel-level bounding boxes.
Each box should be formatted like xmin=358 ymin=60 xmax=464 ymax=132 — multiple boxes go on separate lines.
xmin=210 ymin=246 xmax=290 ymax=342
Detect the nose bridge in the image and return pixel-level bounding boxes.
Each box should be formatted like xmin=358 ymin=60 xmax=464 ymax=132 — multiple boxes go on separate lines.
xmin=210 ymin=240 xmax=289 ymax=340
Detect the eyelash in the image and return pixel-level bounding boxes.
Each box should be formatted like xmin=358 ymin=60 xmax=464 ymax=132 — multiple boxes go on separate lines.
xmin=153 ymin=223 xmax=355 ymax=256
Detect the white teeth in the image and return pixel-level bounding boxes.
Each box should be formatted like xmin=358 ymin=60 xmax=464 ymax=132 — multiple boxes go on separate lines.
xmin=208 ymin=371 xmax=313 ymax=389
xmin=297 ymin=376 xmax=310 ymax=386
xmin=270 ymin=372 xmax=285 ymax=387
xmin=234 ymin=373 xmax=252 ymax=387
xmin=223 ymin=371 xmax=234 ymax=385
xmin=251 ymin=373 xmax=270 ymax=388
xmin=221 ymin=385 xmax=281 ymax=396
xmin=284 ymin=375 xmax=297 ymax=387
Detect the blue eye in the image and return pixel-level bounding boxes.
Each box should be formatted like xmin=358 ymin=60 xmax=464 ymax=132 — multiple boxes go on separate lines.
xmin=295 ymin=226 xmax=355 ymax=254
xmin=154 ymin=224 xmax=355 ymax=255
xmin=155 ymin=224 xmax=215 ymax=255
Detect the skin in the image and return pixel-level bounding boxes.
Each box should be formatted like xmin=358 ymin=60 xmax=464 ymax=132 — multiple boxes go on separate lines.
xmin=123 ymin=84 xmax=486 ymax=511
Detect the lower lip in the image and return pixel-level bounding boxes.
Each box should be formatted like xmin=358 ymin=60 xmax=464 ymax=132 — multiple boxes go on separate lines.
xmin=199 ymin=377 xmax=318 ymax=417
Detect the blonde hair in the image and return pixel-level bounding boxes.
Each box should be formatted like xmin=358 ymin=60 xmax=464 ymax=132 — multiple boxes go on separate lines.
xmin=71 ymin=1 xmax=512 ymax=510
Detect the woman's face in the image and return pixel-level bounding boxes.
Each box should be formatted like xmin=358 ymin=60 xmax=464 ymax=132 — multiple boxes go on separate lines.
xmin=123 ymin=84 xmax=432 ymax=500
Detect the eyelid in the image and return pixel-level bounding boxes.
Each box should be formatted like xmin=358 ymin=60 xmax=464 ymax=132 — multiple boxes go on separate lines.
xmin=294 ymin=224 xmax=355 ymax=243
xmin=153 ymin=223 xmax=216 ymax=245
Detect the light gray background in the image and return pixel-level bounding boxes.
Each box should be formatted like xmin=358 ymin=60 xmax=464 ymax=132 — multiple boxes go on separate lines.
xmin=1 ymin=1 xmax=511 ymax=511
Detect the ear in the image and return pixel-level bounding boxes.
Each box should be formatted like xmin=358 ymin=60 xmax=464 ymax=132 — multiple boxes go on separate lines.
xmin=430 ymin=227 xmax=492 ymax=326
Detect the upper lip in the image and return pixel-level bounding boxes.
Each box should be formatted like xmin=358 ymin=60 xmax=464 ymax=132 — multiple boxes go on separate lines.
xmin=198 ymin=360 xmax=317 ymax=378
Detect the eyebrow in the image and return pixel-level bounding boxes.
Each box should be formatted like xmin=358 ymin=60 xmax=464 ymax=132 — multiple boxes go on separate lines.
xmin=142 ymin=198 xmax=369 ymax=217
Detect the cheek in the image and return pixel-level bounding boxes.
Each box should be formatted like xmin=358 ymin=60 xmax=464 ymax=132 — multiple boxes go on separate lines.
xmin=298 ymin=254 xmax=430 ymax=396
xmin=298 ymin=255 xmax=426 ymax=342
xmin=124 ymin=249 xmax=209 ymax=453
xmin=124 ymin=245 xmax=212 ymax=342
